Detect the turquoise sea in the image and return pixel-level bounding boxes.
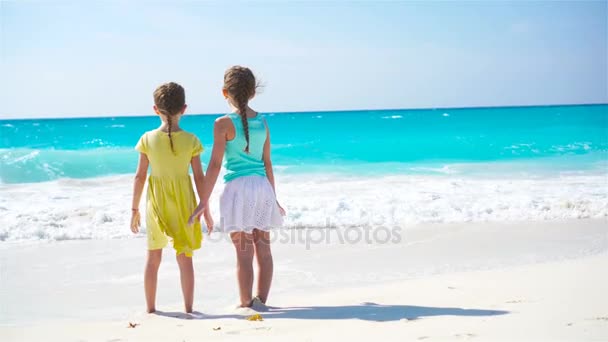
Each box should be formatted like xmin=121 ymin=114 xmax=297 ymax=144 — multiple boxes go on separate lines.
xmin=0 ymin=104 xmax=607 ymax=242
xmin=1 ymin=104 xmax=607 ymax=183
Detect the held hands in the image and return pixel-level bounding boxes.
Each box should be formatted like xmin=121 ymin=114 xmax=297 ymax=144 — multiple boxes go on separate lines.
xmin=188 ymin=203 xmax=213 ymax=235
xmin=188 ymin=203 xmax=205 ymax=225
xmin=130 ymin=209 xmax=141 ymax=233
xmin=203 ymin=208 xmax=214 ymax=234
xmin=277 ymin=201 xmax=286 ymax=216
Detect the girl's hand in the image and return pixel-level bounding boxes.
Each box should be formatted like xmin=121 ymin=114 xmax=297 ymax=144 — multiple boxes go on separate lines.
xmin=203 ymin=209 xmax=214 ymax=235
xmin=188 ymin=203 xmax=205 ymax=225
xmin=130 ymin=210 xmax=141 ymax=233
xmin=277 ymin=201 xmax=286 ymax=216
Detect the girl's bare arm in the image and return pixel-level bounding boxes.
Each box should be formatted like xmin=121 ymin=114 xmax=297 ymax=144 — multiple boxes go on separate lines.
xmin=190 ymin=155 xmax=206 ymax=203
xmin=263 ymin=120 xmax=285 ymax=215
xmin=262 ymin=120 xmax=276 ymax=193
xmin=188 ymin=118 xmax=228 ymax=223
xmin=130 ymin=153 xmax=149 ymax=232
xmin=191 ymin=155 xmax=214 ymax=231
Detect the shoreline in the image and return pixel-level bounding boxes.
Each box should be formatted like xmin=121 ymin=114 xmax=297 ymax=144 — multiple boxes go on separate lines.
xmin=1 ymin=216 xmax=607 ymax=249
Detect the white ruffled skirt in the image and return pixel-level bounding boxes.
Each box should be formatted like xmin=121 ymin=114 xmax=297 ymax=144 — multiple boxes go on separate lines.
xmin=219 ymin=175 xmax=283 ymax=233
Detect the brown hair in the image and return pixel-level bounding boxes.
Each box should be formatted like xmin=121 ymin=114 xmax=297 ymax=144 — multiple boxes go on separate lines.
xmin=153 ymin=82 xmax=185 ymax=153
xmin=223 ymin=66 xmax=258 ymax=153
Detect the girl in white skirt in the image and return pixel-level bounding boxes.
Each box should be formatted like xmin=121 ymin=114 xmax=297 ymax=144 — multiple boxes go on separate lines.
xmin=189 ymin=66 xmax=285 ymax=308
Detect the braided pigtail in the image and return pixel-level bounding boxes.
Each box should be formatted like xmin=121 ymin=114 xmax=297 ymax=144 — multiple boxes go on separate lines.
xmin=153 ymin=82 xmax=185 ymax=156
xmin=166 ymin=114 xmax=175 ymax=154
xmin=224 ymin=66 xmax=258 ymax=154
xmin=236 ymin=94 xmax=250 ymax=153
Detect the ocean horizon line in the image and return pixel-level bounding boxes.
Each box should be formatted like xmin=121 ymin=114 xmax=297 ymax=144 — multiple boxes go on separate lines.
xmin=1 ymin=102 xmax=606 ymax=122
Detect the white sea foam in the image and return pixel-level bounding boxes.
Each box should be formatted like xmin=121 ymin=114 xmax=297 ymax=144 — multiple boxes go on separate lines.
xmin=1 ymin=172 xmax=606 ymax=242
xmin=550 ymin=142 xmax=593 ymax=153
xmin=409 ymin=165 xmax=456 ymax=175
xmin=4 ymin=150 xmax=40 ymax=165
xmin=381 ymin=115 xmax=403 ymax=119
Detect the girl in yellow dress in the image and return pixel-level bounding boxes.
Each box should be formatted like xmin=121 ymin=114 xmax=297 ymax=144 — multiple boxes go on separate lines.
xmin=129 ymin=82 xmax=213 ymax=314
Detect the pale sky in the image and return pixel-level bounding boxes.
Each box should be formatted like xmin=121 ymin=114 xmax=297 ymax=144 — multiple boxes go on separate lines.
xmin=1 ymin=1 xmax=607 ymax=119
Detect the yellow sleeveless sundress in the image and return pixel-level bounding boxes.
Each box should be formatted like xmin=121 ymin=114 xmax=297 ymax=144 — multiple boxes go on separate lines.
xmin=135 ymin=129 xmax=203 ymax=257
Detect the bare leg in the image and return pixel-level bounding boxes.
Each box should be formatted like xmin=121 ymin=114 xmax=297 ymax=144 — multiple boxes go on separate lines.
xmin=230 ymin=232 xmax=255 ymax=307
xmin=176 ymin=253 xmax=195 ymax=313
xmin=144 ymin=249 xmax=163 ymax=313
xmin=253 ymin=229 xmax=273 ymax=303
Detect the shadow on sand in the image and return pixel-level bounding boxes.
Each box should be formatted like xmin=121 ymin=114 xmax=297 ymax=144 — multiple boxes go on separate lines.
xmin=155 ymin=302 xmax=508 ymax=322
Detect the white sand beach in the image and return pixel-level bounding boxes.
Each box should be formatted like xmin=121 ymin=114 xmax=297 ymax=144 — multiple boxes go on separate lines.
xmin=1 ymin=219 xmax=607 ymax=341
xmin=2 ymin=1 xmax=607 ymax=341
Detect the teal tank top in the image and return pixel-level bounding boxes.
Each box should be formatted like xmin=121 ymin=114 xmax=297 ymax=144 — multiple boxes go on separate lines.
xmin=223 ymin=113 xmax=267 ymax=182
